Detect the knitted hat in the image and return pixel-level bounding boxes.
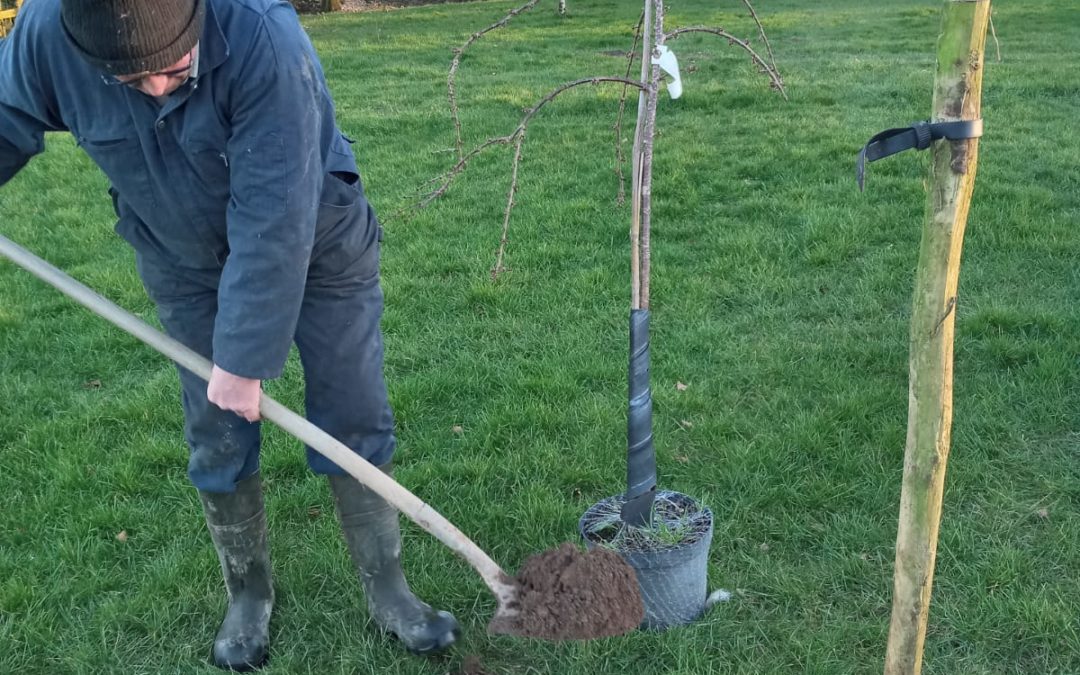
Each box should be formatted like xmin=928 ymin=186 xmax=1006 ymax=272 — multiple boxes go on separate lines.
xmin=61 ymin=0 xmax=205 ymax=75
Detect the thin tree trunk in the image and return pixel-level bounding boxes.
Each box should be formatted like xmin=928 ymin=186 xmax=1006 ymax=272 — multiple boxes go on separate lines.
xmin=621 ymin=0 xmax=661 ymax=527
xmin=629 ymin=0 xmax=654 ymax=310
xmin=885 ymin=2 xmax=991 ymax=674
xmin=638 ymin=0 xmax=664 ymax=308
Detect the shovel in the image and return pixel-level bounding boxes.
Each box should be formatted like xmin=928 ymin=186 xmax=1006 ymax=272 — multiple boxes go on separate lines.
xmin=1 ymin=233 xmax=647 ymax=638
xmin=0 ymin=234 xmax=522 ymax=623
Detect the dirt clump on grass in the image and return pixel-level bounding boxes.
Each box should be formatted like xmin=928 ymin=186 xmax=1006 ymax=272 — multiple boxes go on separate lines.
xmin=456 ymin=655 xmax=492 ymax=675
xmin=488 ymin=542 xmax=643 ymax=640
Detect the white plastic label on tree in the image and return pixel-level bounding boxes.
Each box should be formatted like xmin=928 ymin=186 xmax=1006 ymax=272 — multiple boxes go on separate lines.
xmin=651 ymin=45 xmax=683 ymax=99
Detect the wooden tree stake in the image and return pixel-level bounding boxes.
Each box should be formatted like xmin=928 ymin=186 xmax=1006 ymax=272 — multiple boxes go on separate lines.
xmin=885 ymin=2 xmax=991 ymax=674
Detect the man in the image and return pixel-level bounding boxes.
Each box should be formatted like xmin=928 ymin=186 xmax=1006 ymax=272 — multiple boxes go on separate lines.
xmin=0 ymin=0 xmax=459 ymax=669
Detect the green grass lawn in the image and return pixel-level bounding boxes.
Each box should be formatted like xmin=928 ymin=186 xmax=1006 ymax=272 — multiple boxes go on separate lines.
xmin=2 ymin=0 xmax=1079 ymax=672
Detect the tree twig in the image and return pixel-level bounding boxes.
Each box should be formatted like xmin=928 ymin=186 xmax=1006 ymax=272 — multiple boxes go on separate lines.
xmin=989 ymin=12 xmax=1001 ymax=63
xmin=664 ymin=26 xmax=787 ymax=100
xmin=420 ymin=77 xmax=648 ymax=212
xmin=425 ymin=0 xmax=786 ymax=284
xmin=416 ymin=137 xmax=515 ymax=210
xmin=492 ymin=134 xmax=526 ymax=280
xmin=448 ymin=0 xmax=543 ymax=162
xmin=740 ymin=0 xmax=777 ymax=73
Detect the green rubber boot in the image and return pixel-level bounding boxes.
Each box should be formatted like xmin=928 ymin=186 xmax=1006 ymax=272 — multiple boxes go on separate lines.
xmin=329 ymin=466 xmax=459 ymax=655
xmin=199 ymin=473 xmax=274 ymax=672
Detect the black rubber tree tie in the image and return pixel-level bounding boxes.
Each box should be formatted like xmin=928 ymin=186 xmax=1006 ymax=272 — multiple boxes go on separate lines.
xmin=856 ymin=119 xmax=983 ymax=191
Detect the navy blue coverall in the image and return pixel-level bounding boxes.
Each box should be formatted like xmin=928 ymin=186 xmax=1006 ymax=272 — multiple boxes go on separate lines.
xmin=0 ymin=0 xmax=395 ymax=491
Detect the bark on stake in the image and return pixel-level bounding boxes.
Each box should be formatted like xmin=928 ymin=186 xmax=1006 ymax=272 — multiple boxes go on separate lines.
xmin=885 ymin=3 xmax=990 ymax=674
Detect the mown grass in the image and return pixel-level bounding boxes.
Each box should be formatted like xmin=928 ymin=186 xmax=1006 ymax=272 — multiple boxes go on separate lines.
xmin=2 ymin=0 xmax=1079 ymax=673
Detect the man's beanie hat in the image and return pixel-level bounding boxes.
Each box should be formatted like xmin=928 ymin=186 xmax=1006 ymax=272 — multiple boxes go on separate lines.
xmin=61 ymin=0 xmax=206 ymax=75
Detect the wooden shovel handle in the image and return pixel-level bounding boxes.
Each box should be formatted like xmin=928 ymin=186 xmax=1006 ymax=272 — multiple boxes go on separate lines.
xmin=0 ymin=234 xmax=516 ymax=606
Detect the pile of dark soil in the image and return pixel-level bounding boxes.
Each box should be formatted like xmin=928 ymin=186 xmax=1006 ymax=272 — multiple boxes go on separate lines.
xmin=488 ymin=542 xmax=643 ymax=640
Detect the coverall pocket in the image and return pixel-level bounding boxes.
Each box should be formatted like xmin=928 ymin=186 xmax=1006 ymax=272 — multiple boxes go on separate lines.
xmin=78 ymin=135 xmax=156 ymax=208
xmin=186 ymin=142 xmax=231 ymax=201
xmin=308 ymin=172 xmax=378 ymax=288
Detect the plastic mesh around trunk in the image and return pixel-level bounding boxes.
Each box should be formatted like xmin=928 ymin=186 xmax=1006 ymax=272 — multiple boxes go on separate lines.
xmin=580 ymin=491 xmax=714 ymax=630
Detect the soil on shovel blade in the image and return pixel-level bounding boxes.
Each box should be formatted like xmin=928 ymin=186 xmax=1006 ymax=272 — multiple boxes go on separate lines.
xmin=488 ymin=542 xmax=644 ymax=640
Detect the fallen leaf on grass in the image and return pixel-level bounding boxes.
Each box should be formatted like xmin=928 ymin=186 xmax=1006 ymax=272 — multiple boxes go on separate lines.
xmin=706 ymin=589 xmax=732 ymax=607
xmin=308 ymin=506 xmax=321 ymax=519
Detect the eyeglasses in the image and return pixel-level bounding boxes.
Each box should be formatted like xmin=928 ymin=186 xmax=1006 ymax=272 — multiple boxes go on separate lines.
xmin=101 ymin=54 xmax=194 ymax=88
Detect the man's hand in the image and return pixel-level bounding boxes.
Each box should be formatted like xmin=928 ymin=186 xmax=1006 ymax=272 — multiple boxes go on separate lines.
xmin=207 ymin=365 xmax=262 ymax=422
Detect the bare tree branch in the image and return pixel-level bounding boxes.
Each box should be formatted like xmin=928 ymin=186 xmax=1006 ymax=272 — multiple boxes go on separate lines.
xmin=448 ymin=0 xmax=542 ymax=162
xmin=421 ymin=1 xmax=787 ymax=281
xmin=989 ymin=12 xmax=1001 ymax=62
xmin=664 ymin=26 xmax=787 ymax=100
xmin=740 ymin=0 xmax=777 ymax=73
xmin=418 ymin=136 xmax=516 ymax=211
xmin=378 ymin=137 xmax=506 ymax=227
xmin=420 ymin=77 xmax=648 ymax=213
xmin=492 ymin=134 xmax=526 ymax=280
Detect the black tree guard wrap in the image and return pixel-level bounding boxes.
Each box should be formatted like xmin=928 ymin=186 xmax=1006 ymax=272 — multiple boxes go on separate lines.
xmin=622 ymin=308 xmax=658 ymax=526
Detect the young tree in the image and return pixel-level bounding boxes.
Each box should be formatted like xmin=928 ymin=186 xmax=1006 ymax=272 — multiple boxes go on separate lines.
xmin=418 ymin=0 xmax=784 ymax=530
